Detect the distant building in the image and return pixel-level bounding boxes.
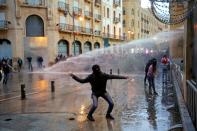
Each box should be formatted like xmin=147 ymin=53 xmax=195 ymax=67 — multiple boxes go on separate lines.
xmin=102 ymin=0 xmax=124 ymax=47
xmin=123 ymin=0 xmax=169 ymax=41
xmin=0 ymin=0 xmax=125 ymax=65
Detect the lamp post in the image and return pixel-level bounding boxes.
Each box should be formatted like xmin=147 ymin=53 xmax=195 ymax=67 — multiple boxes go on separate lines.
xmin=64 ymin=6 xmax=76 ymax=56
xmin=64 ymin=5 xmax=83 ymax=56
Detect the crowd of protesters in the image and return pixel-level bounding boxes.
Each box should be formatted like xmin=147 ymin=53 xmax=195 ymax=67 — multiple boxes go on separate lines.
xmin=55 ymin=54 xmax=72 ymax=63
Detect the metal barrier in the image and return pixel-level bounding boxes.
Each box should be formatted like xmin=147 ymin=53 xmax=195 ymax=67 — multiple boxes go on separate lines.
xmin=186 ymin=80 xmax=197 ymax=129
xmin=172 ymin=64 xmax=184 ymax=94
xmin=172 ymin=63 xmax=196 ymax=130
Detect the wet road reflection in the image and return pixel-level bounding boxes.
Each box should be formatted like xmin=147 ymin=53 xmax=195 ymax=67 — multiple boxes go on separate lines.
xmin=145 ymin=90 xmax=157 ymax=130
xmin=0 ymin=72 xmax=182 ymax=131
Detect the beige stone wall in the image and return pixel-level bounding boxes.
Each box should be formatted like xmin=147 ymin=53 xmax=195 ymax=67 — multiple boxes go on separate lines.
xmin=0 ymin=0 xmax=106 ymax=65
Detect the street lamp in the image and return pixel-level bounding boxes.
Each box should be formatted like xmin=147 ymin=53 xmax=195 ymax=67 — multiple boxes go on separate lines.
xmin=64 ymin=5 xmax=83 ymax=56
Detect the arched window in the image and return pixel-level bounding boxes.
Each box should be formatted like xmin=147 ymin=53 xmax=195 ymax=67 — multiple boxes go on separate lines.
xmin=94 ymin=42 xmax=100 ymax=49
xmin=26 ymin=15 xmax=44 ymax=36
xmin=72 ymin=41 xmax=82 ymax=55
xmin=84 ymin=41 xmax=92 ymax=53
xmin=58 ymin=40 xmax=69 ymax=57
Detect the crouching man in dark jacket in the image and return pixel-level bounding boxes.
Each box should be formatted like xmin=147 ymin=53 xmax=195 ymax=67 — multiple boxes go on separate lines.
xmin=70 ymin=64 xmax=128 ymax=121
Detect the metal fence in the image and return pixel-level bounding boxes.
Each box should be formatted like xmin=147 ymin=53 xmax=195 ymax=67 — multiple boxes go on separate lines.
xmin=172 ymin=63 xmax=197 ymax=129
xmin=186 ymin=80 xmax=197 ymax=129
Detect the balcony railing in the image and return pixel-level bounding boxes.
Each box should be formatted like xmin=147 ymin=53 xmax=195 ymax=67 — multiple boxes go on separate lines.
xmin=94 ymin=14 xmax=101 ymax=21
xmin=113 ymin=17 xmax=120 ymax=24
xmin=58 ymin=1 xmax=69 ymax=12
xmin=59 ymin=23 xmax=93 ymax=35
xmin=113 ymin=0 xmax=120 ymax=7
xmin=73 ymin=7 xmax=82 ymax=16
xmin=0 ymin=0 xmax=6 ymax=7
xmin=95 ymin=0 xmax=101 ymax=6
xmin=82 ymin=27 xmax=93 ymax=34
xmin=59 ymin=23 xmax=73 ymax=32
xmin=0 ymin=20 xmax=8 ymax=30
xmin=94 ymin=30 xmax=101 ymax=36
xmin=102 ymin=33 xmax=125 ymax=40
xmin=23 ymin=0 xmax=45 ymax=6
xmin=84 ymin=11 xmax=93 ymax=19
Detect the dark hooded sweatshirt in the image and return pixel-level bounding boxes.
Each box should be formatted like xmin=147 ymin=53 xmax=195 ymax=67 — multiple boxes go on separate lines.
xmin=72 ymin=72 xmax=127 ymax=96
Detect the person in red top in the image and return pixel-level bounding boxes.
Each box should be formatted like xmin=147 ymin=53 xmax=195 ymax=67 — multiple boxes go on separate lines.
xmin=161 ymin=55 xmax=169 ymax=65
xmin=161 ymin=55 xmax=170 ymax=84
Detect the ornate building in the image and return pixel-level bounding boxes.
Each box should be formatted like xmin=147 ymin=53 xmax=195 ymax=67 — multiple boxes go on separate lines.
xmin=0 ymin=0 xmax=124 ymax=66
xmin=123 ymin=0 xmax=169 ymax=41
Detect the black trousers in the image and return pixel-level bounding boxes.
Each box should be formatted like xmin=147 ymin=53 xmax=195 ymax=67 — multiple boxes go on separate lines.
xmin=148 ymin=76 xmax=156 ymax=93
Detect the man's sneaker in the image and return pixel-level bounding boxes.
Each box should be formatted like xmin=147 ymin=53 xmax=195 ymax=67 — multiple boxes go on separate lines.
xmin=106 ymin=114 xmax=114 ymax=120
xmin=87 ymin=115 xmax=95 ymax=121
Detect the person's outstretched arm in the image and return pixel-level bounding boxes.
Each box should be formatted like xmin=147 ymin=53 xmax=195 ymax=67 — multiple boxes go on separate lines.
xmin=106 ymin=74 xmax=128 ymax=79
xmin=70 ymin=73 xmax=90 ymax=83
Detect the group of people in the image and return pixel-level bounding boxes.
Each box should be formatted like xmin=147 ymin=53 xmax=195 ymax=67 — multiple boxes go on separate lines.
xmin=144 ymin=55 xmax=170 ymax=94
xmin=69 ymin=55 xmax=170 ymax=122
xmin=0 ymin=57 xmax=23 ymax=85
xmin=55 ymin=54 xmax=68 ymax=63
xmin=0 ymin=56 xmax=45 ymax=85
xmin=26 ymin=56 xmax=44 ymax=71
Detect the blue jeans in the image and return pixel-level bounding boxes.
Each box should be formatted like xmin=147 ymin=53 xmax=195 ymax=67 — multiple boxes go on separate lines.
xmin=88 ymin=92 xmax=114 ymax=116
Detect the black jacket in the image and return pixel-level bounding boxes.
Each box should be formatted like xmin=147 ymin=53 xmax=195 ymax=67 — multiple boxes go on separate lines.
xmin=3 ymin=64 xmax=10 ymax=74
xmin=72 ymin=72 xmax=127 ymax=95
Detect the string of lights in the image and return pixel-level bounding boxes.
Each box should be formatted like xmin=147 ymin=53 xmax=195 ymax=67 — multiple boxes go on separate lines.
xmin=149 ymin=0 xmax=197 ymax=25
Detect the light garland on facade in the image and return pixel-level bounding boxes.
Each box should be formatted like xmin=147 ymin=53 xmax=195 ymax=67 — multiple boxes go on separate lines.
xmin=149 ymin=0 xmax=197 ymax=25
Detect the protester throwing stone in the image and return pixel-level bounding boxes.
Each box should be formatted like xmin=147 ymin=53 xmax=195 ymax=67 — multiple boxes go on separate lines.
xmin=70 ymin=64 xmax=128 ymax=121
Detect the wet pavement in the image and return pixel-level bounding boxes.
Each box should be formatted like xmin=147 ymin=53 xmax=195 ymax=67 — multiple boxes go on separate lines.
xmin=0 ymin=70 xmax=182 ymax=131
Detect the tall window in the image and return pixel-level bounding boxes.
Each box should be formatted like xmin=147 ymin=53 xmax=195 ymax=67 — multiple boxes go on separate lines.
xmin=0 ymin=13 xmax=5 ymax=20
xmin=0 ymin=13 xmax=5 ymax=28
xmin=104 ymin=6 xmax=105 ymax=17
xmin=60 ymin=15 xmax=66 ymax=24
xmin=123 ymin=20 xmax=126 ymax=27
xmin=107 ymin=8 xmax=109 ymax=18
xmin=84 ymin=42 xmax=92 ymax=53
xmin=114 ymin=26 xmax=116 ymax=36
xmin=123 ymin=7 xmax=126 ymax=15
xmin=26 ymin=15 xmax=44 ymax=36
xmin=73 ymin=0 xmax=79 ymax=7
xmin=131 ymin=19 xmax=134 ymax=26
xmin=131 ymin=9 xmax=134 ymax=15
xmin=107 ymin=24 xmax=110 ymax=34
xmin=58 ymin=40 xmax=69 ymax=56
